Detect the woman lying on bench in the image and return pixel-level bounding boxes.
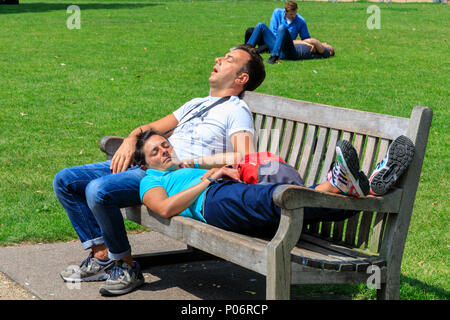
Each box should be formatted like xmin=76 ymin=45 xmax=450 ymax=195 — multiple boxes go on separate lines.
xmin=136 ymin=129 xmax=414 ymax=238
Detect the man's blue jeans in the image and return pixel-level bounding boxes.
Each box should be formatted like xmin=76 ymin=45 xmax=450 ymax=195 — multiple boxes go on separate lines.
xmin=247 ymin=23 xmax=300 ymax=59
xmin=53 ymin=161 xmax=146 ymax=261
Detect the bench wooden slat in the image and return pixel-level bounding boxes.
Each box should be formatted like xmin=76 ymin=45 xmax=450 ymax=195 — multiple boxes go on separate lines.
xmin=279 ymin=120 xmax=295 ymax=161
xmin=332 ymin=220 xmax=345 ymax=243
xmin=353 ymin=134 xmax=365 ymax=157
xmin=269 ymin=118 xmax=284 ymax=155
xmin=370 ymin=212 xmax=387 ymax=253
xmin=295 ymin=241 xmax=356 ymax=271
xmin=319 ymin=128 xmax=339 ymax=184
xmin=287 ymin=122 xmax=306 ymax=168
xmin=301 ymin=234 xmax=379 ymax=260
xmin=377 ymin=138 xmax=391 ymax=164
xmin=306 ymin=126 xmax=329 ymax=187
xmin=321 ymin=221 xmax=333 ymax=240
xmin=342 ymin=131 xmax=353 ymax=142
xmin=344 ymin=213 xmax=360 ymax=246
xmin=357 ymin=211 xmax=375 ymax=249
xmin=361 ymin=136 xmax=378 ymax=175
xmin=298 ymin=124 xmax=317 ymax=180
xmin=258 ymin=116 xmax=274 ymax=152
xmin=253 ymin=113 xmax=264 ymax=147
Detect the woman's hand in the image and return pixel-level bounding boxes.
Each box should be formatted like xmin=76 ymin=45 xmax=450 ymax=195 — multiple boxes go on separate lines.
xmin=201 ymin=166 xmax=241 ymax=182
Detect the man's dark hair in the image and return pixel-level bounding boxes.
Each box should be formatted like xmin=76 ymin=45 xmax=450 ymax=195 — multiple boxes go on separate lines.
xmin=134 ymin=129 xmax=166 ymax=168
xmin=285 ymin=1 xmax=298 ymax=12
xmin=232 ymin=44 xmax=266 ymax=92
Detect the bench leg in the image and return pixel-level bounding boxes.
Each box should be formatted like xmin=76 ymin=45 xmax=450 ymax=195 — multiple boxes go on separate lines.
xmin=133 ymin=246 xmax=219 ymax=269
xmin=266 ymin=247 xmax=291 ymax=300
xmin=377 ymin=265 xmax=400 ymax=300
xmin=266 ymin=208 xmax=304 ymax=300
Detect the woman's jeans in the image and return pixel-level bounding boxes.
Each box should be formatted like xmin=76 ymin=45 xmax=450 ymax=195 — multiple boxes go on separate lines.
xmin=53 ymin=160 xmax=146 ymax=261
xmin=247 ymin=22 xmax=300 ymax=59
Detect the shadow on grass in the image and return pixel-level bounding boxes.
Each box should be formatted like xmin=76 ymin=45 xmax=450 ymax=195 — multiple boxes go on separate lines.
xmin=0 ymin=2 xmax=162 ymax=14
xmin=292 ymin=275 xmax=450 ymax=300
xmin=401 ymin=275 xmax=450 ymax=300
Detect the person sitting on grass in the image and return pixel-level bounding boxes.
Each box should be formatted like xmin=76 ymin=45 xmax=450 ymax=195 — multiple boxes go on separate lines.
xmin=245 ymin=1 xmax=311 ymax=54
xmin=247 ymin=21 xmax=334 ymax=64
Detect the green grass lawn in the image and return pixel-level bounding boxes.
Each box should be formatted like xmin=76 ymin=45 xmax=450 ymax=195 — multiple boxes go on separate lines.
xmin=0 ymin=0 xmax=448 ymax=300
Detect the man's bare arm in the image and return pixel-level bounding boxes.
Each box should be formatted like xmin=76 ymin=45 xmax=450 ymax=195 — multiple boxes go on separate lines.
xmin=178 ymin=130 xmax=255 ymax=169
xmin=299 ymin=38 xmax=325 ymax=54
xmin=110 ymin=113 xmax=179 ymax=174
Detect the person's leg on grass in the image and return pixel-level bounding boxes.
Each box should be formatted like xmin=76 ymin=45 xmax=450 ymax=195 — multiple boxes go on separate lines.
xmin=267 ymin=25 xmax=298 ymax=64
xmin=247 ymin=23 xmax=276 ymax=54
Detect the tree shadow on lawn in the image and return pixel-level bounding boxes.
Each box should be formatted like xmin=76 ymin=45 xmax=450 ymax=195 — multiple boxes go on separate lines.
xmin=0 ymin=2 xmax=163 ymax=14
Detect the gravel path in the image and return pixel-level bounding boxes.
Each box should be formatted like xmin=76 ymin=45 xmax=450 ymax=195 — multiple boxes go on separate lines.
xmin=0 ymin=272 xmax=37 ymax=300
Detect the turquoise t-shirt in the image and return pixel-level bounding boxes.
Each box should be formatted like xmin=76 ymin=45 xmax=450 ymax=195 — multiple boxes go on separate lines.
xmin=139 ymin=168 xmax=208 ymax=223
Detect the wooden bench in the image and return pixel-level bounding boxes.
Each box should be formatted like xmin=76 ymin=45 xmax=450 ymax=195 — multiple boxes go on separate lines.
xmin=100 ymin=91 xmax=432 ymax=300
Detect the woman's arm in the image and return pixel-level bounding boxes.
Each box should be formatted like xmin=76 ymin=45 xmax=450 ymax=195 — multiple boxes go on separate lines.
xmin=142 ymin=179 xmax=210 ymax=219
xmin=142 ymin=167 xmax=240 ymax=219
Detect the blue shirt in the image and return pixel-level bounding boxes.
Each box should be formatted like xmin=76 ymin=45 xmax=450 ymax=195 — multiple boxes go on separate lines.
xmin=294 ymin=44 xmax=331 ymax=60
xmin=140 ymin=168 xmax=207 ymax=222
xmin=269 ymin=8 xmax=310 ymax=41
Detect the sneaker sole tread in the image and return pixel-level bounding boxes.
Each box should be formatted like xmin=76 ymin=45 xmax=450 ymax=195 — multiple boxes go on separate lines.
xmin=370 ymin=135 xmax=415 ymax=195
xmin=99 ymin=277 xmax=145 ymax=296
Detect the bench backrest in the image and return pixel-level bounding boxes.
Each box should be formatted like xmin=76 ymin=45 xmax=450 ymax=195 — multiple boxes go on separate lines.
xmin=242 ymin=91 xmax=432 ymax=256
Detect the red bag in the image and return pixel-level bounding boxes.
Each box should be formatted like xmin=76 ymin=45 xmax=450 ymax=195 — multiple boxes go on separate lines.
xmin=236 ymin=152 xmax=286 ymax=184
xmin=236 ymin=152 xmax=305 ymax=186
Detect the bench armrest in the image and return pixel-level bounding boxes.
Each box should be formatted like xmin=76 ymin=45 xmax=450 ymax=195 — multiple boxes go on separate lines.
xmin=99 ymin=136 xmax=124 ymax=159
xmin=273 ymin=184 xmax=403 ymax=213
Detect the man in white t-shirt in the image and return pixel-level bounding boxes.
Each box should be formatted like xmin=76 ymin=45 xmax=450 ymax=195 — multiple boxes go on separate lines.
xmin=53 ymin=45 xmax=266 ymax=296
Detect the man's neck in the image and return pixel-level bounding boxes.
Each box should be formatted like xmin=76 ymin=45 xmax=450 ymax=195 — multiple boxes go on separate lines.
xmin=209 ymin=87 xmax=242 ymax=98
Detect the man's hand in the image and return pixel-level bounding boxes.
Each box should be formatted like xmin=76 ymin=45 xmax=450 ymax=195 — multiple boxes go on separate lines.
xmin=305 ymin=42 xmax=316 ymax=53
xmin=110 ymin=138 xmax=136 ymax=174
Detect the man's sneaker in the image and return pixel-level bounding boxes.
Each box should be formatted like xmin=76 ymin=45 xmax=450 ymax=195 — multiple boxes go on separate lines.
xmin=327 ymin=140 xmax=369 ymax=197
xmin=60 ymin=252 xmax=114 ymax=282
xmin=369 ymin=135 xmax=415 ymax=195
xmin=266 ymin=55 xmax=279 ymax=64
xmin=99 ymin=261 xmax=145 ymax=296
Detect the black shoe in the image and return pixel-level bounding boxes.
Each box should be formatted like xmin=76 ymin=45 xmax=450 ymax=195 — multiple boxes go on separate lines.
xmin=256 ymin=44 xmax=269 ymax=54
xmin=266 ymin=55 xmax=279 ymax=65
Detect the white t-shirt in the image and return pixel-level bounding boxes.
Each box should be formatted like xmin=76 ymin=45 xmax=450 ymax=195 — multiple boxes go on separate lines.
xmin=168 ymin=95 xmax=254 ymax=160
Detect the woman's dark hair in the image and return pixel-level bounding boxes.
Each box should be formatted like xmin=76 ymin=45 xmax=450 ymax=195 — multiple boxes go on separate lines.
xmin=232 ymin=44 xmax=266 ymax=92
xmin=134 ymin=129 xmax=166 ymax=168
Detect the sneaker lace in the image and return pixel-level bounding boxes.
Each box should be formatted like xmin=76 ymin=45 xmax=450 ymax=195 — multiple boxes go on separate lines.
xmin=109 ymin=264 xmax=125 ymax=280
xmin=79 ymin=252 xmax=94 ymax=268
